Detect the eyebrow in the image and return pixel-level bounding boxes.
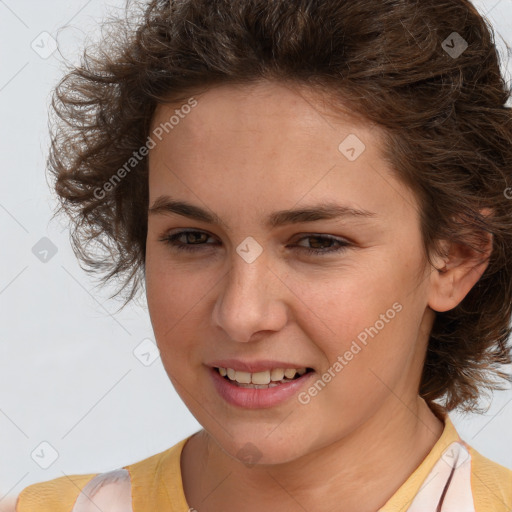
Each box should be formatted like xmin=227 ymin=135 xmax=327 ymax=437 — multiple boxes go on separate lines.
xmin=148 ymin=195 xmax=377 ymax=229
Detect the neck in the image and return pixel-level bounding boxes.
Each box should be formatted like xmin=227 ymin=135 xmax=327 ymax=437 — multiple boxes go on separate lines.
xmin=181 ymin=397 xmax=444 ymax=512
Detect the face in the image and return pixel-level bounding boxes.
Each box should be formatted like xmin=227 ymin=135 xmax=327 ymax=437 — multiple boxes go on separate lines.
xmin=145 ymin=80 xmax=435 ymax=465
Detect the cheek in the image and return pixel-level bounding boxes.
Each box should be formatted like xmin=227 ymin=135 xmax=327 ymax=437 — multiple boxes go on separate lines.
xmin=145 ymin=246 xmax=204 ymax=324
xmin=300 ymin=260 xmax=423 ymax=389
xmin=296 ymin=259 xmax=403 ymax=341
xmin=145 ymin=250 xmax=191 ymax=349
xmin=144 ymin=251 xmax=219 ymax=365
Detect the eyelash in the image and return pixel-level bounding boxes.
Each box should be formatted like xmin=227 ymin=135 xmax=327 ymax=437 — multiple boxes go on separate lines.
xmin=158 ymin=230 xmax=350 ymax=256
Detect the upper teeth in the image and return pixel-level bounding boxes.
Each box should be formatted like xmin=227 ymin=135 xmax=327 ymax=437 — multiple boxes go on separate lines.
xmin=218 ymin=367 xmax=307 ymax=385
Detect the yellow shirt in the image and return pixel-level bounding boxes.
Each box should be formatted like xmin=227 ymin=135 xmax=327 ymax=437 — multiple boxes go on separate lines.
xmin=15 ymin=414 xmax=512 ymax=511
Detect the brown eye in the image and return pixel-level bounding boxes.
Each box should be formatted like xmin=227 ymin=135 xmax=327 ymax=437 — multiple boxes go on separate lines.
xmin=293 ymin=235 xmax=350 ymax=255
xmin=158 ymin=231 xmax=350 ymax=256
xmin=159 ymin=230 xmax=218 ymax=252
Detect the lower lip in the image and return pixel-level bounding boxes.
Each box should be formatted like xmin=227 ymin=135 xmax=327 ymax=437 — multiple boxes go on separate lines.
xmin=209 ymin=367 xmax=315 ymax=409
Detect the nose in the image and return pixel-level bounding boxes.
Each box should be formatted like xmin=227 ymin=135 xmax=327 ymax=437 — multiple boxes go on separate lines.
xmin=211 ymin=250 xmax=289 ymax=343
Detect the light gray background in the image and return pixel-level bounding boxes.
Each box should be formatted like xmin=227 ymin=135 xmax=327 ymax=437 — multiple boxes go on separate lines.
xmin=1 ymin=0 xmax=511 ymax=501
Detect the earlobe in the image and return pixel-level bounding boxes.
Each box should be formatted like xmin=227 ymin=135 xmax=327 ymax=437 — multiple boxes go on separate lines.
xmin=427 ymin=230 xmax=493 ymax=313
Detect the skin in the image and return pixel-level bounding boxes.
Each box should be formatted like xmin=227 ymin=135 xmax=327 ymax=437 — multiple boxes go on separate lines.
xmin=0 ymin=498 xmax=17 ymax=512
xmin=144 ymin=80 xmax=492 ymax=512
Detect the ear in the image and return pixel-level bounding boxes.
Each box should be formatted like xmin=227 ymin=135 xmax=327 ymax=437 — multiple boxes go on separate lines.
xmin=428 ymin=209 xmax=493 ymax=313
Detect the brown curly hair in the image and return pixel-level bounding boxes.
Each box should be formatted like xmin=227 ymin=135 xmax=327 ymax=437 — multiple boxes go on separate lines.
xmin=48 ymin=0 xmax=512 ymax=413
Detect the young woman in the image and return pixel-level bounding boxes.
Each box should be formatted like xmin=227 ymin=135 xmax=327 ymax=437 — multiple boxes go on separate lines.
xmin=13 ymin=0 xmax=512 ymax=510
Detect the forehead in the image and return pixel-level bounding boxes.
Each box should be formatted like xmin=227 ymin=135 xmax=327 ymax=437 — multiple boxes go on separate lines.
xmin=147 ymin=81 xmax=417 ymax=223
xmin=150 ymin=80 xmax=378 ymax=150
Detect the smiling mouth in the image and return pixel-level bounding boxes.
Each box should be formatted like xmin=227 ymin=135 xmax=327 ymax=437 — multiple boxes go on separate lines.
xmin=214 ymin=367 xmax=315 ymax=388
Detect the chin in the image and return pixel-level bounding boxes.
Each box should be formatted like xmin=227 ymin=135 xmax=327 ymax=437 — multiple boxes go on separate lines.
xmin=206 ymin=424 xmax=314 ymax=467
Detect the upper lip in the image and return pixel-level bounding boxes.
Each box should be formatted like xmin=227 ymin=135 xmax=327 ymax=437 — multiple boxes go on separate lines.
xmin=207 ymin=359 xmax=312 ymax=373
